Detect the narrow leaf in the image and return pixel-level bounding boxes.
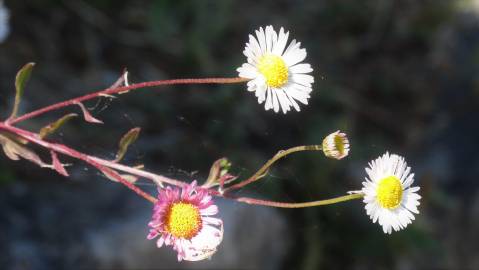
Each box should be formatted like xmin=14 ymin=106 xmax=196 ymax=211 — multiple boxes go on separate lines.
xmin=110 ymin=69 xmax=129 ymax=89
xmin=218 ymin=173 xmax=237 ymax=191
xmin=114 ymin=127 xmax=141 ymax=162
xmin=9 ymin=62 xmax=35 ymax=119
xmin=1 ymin=137 xmax=20 ymax=160
xmin=119 ymin=70 xmax=132 ymax=94
xmin=204 ymin=158 xmax=223 ymax=187
xmin=74 ymin=101 xmax=103 ymax=124
xmin=50 ymin=151 xmax=69 ymax=176
xmin=0 ymin=134 xmax=48 ymax=167
xmin=102 ymin=169 xmax=139 ymax=183
xmin=39 ymin=113 xmax=78 ymax=139
xmin=0 ymin=131 xmax=29 ymax=145
xmin=98 ymin=93 xmax=117 ymax=98
xmin=203 ymin=158 xmax=234 ymax=188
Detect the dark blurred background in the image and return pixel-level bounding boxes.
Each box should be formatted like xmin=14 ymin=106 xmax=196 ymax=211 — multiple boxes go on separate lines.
xmin=1 ymin=0 xmax=479 ymax=269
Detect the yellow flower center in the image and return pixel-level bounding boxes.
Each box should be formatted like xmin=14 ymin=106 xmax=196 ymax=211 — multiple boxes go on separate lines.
xmin=165 ymin=202 xmax=202 ymax=239
xmin=376 ymin=176 xmax=403 ymax=209
xmin=334 ymin=135 xmax=346 ymax=155
xmin=257 ymin=54 xmax=289 ymax=88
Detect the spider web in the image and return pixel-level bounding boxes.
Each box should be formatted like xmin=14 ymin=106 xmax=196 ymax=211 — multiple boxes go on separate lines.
xmin=67 ymin=89 xmax=325 ymax=239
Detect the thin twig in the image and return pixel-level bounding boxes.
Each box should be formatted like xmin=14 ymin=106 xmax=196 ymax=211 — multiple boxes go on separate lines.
xmin=0 ymin=122 xmax=364 ymax=209
xmin=0 ymin=122 xmax=157 ymax=203
xmin=9 ymin=77 xmax=249 ymax=125
xmin=234 ymin=193 xmax=364 ymax=208
xmin=90 ymin=156 xmax=186 ymax=188
xmin=223 ymin=145 xmax=322 ymax=193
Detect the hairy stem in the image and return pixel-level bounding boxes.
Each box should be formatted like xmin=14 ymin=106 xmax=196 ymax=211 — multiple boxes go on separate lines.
xmin=90 ymin=156 xmax=186 ymax=188
xmin=234 ymin=193 xmax=364 ymax=208
xmin=0 ymin=122 xmax=365 ymax=209
xmin=9 ymin=77 xmax=249 ymax=125
xmin=0 ymin=122 xmax=163 ymax=203
xmin=224 ymin=145 xmax=323 ymax=192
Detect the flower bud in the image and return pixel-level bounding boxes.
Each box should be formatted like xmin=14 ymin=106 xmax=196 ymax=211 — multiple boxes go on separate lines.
xmin=322 ymin=130 xmax=350 ymax=160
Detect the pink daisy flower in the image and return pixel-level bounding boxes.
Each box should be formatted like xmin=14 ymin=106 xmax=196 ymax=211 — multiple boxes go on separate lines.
xmin=147 ymin=181 xmax=224 ymax=261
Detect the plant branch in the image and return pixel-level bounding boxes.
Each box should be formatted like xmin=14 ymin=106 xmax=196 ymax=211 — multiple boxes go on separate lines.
xmin=86 ymin=156 xmax=158 ymax=203
xmin=223 ymin=145 xmax=323 ymax=193
xmin=233 ymin=193 xmax=364 ymax=208
xmin=9 ymin=77 xmax=249 ymax=125
xmin=0 ymin=124 xmax=360 ymax=209
xmin=0 ymin=122 xmax=163 ymax=203
xmin=90 ymin=156 xmax=186 ymax=188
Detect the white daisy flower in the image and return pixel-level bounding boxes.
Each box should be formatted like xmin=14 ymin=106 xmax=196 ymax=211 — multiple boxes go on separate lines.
xmin=361 ymin=152 xmax=421 ymax=234
xmin=0 ymin=0 xmax=9 ymax=43
xmin=237 ymin=25 xmax=314 ymax=114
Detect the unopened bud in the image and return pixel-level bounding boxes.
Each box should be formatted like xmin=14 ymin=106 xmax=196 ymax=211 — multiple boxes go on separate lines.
xmin=322 ymin=130 xmax=350 ymax=160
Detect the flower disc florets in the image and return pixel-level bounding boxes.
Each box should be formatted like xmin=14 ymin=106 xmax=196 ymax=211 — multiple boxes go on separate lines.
xmin=361 ymin=152 xmax=421 ymax=234
xmin=237 ymin=25 xmax=314 ymax=114
xmin=147 ymin=181 xmax=223 ymax=261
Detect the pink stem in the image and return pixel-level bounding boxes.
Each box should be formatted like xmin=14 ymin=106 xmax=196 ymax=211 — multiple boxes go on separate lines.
xmin=0 ymin=124 xmax=361 ymax=209
xmin=0 ymin=122 xmax=157 ymax=203
xmin=89 ymin=156 xmax=186 ymax=188
xmin=0 ymin=121 xmax=364 ymax=208
xmin=9 ymin=77 xmax=249 ymax=125
xmin=223 ymin=145 xmax=323 ymax=193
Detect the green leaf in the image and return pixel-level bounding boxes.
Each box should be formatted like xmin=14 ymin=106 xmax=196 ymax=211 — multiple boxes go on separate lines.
xmin=203 ymin=158 xmax=234 ymax=188
xmin=219 ymin=158 xmax=232 ymax=177
xmin=39 ymin=113 xmax=78 ymax=139
xmin=114 ymin=127 xmax=141 ymax=162
xmin=9 ymin=62 xmax=35 ymax=120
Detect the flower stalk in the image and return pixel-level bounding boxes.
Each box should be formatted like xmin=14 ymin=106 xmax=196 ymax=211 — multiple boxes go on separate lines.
xmin=8 ymin=77 xmax=249 ymax=125
xmin=234 ymin=193 xmax=364 ymax=208
xmin=0 ymin=122 xmax=157 ymax=203
xmin=223 ymin=145 xmax=322 ymax=193
xmin=0 ymin=121 xmax=362 ymax=209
